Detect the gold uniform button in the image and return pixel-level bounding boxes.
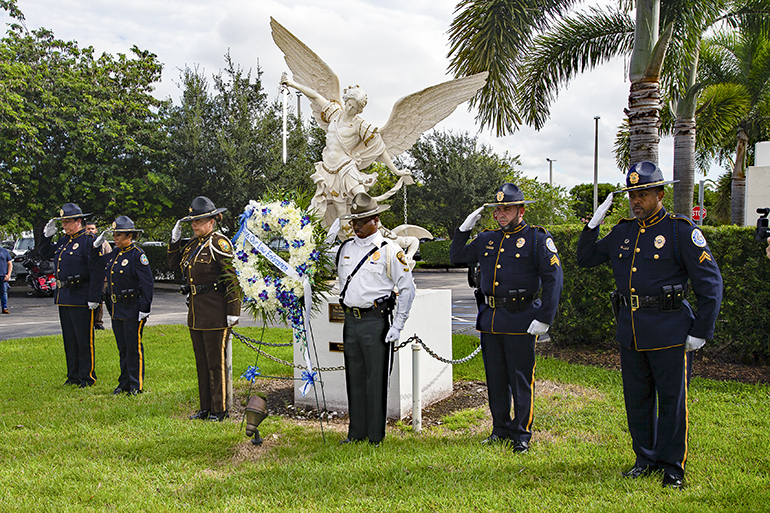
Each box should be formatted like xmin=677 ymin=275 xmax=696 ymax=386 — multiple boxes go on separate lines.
xmin=631 ymin=288 xmax=636 ymax=293
xmin=632 ymin=267 xmax=637 ymax=272
xmin=635 ymin=248 xmax=640 ymax=253
xmin=654 ymin=254 xmax=659 ymax=259
xmin=640 ymin=228 xmax=646 ymax=233
xmin=485 ymin=252 xmax=488 ymax=256
xmin=500 ymin=248 xmax=505 ymax=252
xmin=505 ymin=234 xmax=510 ymax=239
xmin=494 ymin=282 xmax=499 ymax=286
xmin=496 ymin=265 xmax=501 ymax=269
xmin=619 ymin=253 xmax=623 ymax=258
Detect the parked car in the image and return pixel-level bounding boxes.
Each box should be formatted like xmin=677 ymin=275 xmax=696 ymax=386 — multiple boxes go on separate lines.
xmin=11 ymin=236 xmax=35 ymax=282
xmin=0 ymin=239 xmax=13 ymax=250
xmin=141 ymin=241 xmax=165 ymax=247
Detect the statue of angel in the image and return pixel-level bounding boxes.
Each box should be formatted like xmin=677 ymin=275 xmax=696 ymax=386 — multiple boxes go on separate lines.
xmin=272 ymin=18 xmax=488 ymax=228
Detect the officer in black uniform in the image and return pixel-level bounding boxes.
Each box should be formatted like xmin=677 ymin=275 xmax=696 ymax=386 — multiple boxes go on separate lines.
xmin=577 ymin=161 xmax=723 ymax=489
xmin=96 ymin=216 xmax=154 ymax=395
xmin=40 ymin=203 xmax=102 ymax=387
xmin=450 ymin=183 xmax=563 ymax=453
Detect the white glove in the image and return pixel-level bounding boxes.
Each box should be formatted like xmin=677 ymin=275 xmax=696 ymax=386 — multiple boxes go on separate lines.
xmin=139 ymin=311 xmax=150 ymax=321
xmin=171 ymin=220 xmax=182 ymax=243
xmin=88 ymin=302 xmax=99 ymax=310
xmin=93 ymin=230 xmax=108 ymax=248
xmin=44 ymin=218 xmax=57 ymax=238
xmin=527 ymin=319 xmax=550 ymax=336
xmin=588 ymin=192 xmax=615 ymax=229
xmin=227 ymin=315 xmax=239 ymax=327
xmin=324 ymin=218 xmax=342 ymax=245
xmin=459 ymin=207 xmax=484 ymax=232
xmin=385 ymin=326 xmax=401 ymax=343
xmin=685 ymin=335 xmax=706 ymax=351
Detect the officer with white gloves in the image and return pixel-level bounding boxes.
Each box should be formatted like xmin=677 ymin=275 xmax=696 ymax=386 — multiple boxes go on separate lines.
xmin=335 ymin=193 xmax=416 ymax=446
xmin=450 ymin=183 xmax=563 ymax=454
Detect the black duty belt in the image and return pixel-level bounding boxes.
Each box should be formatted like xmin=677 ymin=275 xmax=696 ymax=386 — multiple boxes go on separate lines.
xmin=58 ymin=276 xmax=90 ymax=289
xmin=180 ymin=282 xmax=221 ymax=296
xmin=342 ymin=305 xmax=383 ymax=319
xmin=484 ymin=294 xmax=534 ymax=309
xmin=618 ymin=293 xmax=659 ymax=309
xmin=110 ymin=290 xmax=140 ymax=304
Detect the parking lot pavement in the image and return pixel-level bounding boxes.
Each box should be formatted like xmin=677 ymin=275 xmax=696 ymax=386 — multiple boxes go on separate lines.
xmin=1 ymin=271 xmax=480 ymax=341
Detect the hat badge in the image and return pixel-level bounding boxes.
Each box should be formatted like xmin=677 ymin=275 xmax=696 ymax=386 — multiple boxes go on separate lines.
xmin=629 ymin=172 xmax=639 ymax=185
xmin=496 ymin=191 xmax=505 ymax=202
xmin=188 ymin=207 xmax=193 ymax=213
xmin=111 ymin=222 xmax=117 ymax=229
xmin=352 ymin=202 xmax=358 ymax=210
xmin=59 ymin=209 xmax=64 ymax=217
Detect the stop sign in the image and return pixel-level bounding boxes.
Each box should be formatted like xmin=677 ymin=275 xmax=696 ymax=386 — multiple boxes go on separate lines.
xmin=692 ymin=206 xmax=707 ymax=221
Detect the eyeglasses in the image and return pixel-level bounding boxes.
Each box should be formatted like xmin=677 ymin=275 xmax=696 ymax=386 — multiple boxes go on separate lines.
xmin=351 ymin=216 xmax=376 ymax=227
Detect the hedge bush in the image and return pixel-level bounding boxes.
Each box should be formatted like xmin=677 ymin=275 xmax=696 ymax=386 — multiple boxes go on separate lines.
xmin=433 ymin=224 xmax=770 ymax=362
xmin=419 ymin=239 xmax=456 ymax=268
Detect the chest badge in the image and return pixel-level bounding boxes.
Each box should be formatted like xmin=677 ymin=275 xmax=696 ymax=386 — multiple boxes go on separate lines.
xmin=654 ymin=235 xmax=666 ymax=249
xmin=371 ymin=251 xmax=380 ymax=262
xmin=516 ymin=237 xmax=526 ymax=248
xmin=121 ymin=259 xmax=129 ymax=267
xmin=72 ymin=243 xmax=79 ymax=250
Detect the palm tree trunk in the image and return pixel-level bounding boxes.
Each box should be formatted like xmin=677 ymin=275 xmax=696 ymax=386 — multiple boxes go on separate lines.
xmin=673 ymin=118 xmax=696 ymax=216
xmin=627 ymin=81 xmax=661 ymax=165
xmin=730 ymin=129 xmax=749 ymax=225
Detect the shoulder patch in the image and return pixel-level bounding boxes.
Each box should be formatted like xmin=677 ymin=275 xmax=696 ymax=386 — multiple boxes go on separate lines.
xmin=691 ymin=228 xmax=707 ymax=247
xmin=140 ymin=253 xmax=150 ymax=266
xmin=396 ymin=250 xmax=408 ymax=266
xmin=545 ymin=238 xmax=558 ymax=254
xmin=217 ymin=238 xmax=232 ymax=252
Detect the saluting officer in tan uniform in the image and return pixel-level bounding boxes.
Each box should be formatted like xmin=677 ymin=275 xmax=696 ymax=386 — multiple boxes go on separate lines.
xmin=168 ymin=197 xmax=241 ymax=422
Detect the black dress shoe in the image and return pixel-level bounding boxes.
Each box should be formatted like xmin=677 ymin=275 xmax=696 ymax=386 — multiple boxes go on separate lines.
xmin=128 ymin=389 xmax=142 ymax=396
xmin=207 ymin=411 xmax=229 ymax=422
xmin=94 ymin=324 xmax=105 ymax=330
xmin=112 ymin=387 xmax=126 ymax=395
xmin=511 ymin=440 xmax=529 ymax=453
xmin=189 ymin=410 xmax=210 ymax=420
xmin=622 ymin=465 xmax=657 ymax=478
xmin=339 ymin=438 xmax=364 ymax=445
xmin=64 ymin=379 xmax=79 ymax=386
xmin=662 ymin=473 xmax=684 ymax=489
xmin=369 ymin=440 xmax=381 ymax=447
xmin=78 ymin=382 xmax=94 ymax=388
xmin=481 ymin=434 xmax=509 ymax=446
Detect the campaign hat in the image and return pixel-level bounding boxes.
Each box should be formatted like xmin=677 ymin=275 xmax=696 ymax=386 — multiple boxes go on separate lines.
xmin=180 ymin=196 xmax=227 ymax=222
xmin=54 ymin=203 xmax=91 ymax=220
xmin=620 ymin=161 xmax=679 ymax=192
xmin=484 ymin=183 xmax=535 ymax=207
xmin=342 ymin=192 xmax=390 ymax=220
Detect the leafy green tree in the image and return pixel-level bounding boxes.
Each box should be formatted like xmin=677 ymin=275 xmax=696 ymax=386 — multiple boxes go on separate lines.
xmin=0 ymin=1 xmax=172 ymax=243
xmin=164 ymin=57 xmax=323 ymax=233
xmin=392 ymin=130 xmax=518 ymax=238
xmin=569 ymin=183 xmax=621 ymax=221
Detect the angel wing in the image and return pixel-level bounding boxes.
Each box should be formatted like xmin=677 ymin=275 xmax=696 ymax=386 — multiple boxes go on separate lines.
xmin=270 ymin=18 xmax=341 ymax=129
xmin=380 ymin=72 xmax=489 ymax=157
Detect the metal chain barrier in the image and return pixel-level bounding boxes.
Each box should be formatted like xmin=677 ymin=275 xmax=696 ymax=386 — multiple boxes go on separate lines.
xmin=233 ymin=330 xmax=481 ymax=371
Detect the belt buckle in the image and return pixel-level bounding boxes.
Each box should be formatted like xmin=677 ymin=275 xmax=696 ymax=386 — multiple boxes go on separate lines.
xmin=353 ymin=307 xmax=362 ymax=319
xmin=630 ymin=294 xmax=639 ymax=310
xmin=191 ymin=285 xmax=197 ymax=296
xmin=111 ymin=294 xmax=117 ymax=303
xmin=488 ymin=296 xmax=495 ymax=308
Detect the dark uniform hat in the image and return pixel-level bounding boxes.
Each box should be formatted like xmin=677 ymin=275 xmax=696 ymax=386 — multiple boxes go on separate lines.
xmin=54 ymin=203 xmax=91 ymax=220
xmin=342 ymin=192 xmax=391 ymax=220
xmin=180 ymin=196 xmax=227 ymax=222
xmin=110 ymin=215 xmax=143 ymax=234
xmin=621 ymin=161 xmax=679 ymax=192
xmin=484 ymin=183 xmax=535 ymax=207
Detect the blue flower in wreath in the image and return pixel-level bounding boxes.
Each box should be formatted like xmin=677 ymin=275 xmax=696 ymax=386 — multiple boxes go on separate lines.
xmin=250 ymin=247 xmax=259 ymax=255
xmin=281 ymin=200 xmax=290 ymax=207
xmin=300 ymin=215 xmax=310 ymax=228
xmin=236 ymin=250 xmax=249 ymax=263
xmin=258 ymin=290 xmax=269 ymax=301
xmin=261 ymin=207 xmax=270 ymax=216
xmin=291 ymin=239 xmax=305 ymax=249
xmin=296 ymin=263 xmax=309 ymax=277
xmin=262 ymin=222 xmax=271 ymax=232
xmin=277 ymin=218 xmax=289 ymax=228
xmin=310 ymin=249 xmax=320 ymax=261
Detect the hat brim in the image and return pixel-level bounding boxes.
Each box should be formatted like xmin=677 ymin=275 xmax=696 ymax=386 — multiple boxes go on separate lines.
xmin=112 ymin=229 xmax=144 ymax=234
xmin=180 ymin=207 xmax=227 ymax=222
xmin=618 ymin=179 xmax=679 ymax=192
xmin=54 ymin=212 xmax=92 ymax=220
xmin=342 ymin=204 xmax=390 ymax=220
xmin=483 ymin=200 xmax=536 ymax=207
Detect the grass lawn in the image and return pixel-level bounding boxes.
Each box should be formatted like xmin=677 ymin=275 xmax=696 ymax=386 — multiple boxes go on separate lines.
xmin=1 ymin=326 xmax=768 ymax=512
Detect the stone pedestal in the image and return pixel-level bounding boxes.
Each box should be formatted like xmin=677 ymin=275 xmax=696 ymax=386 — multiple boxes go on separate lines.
xmin=744 ymin=141 xmax=770 ymax=225
xmin=293 ymin=289 xmax=453 ymax=419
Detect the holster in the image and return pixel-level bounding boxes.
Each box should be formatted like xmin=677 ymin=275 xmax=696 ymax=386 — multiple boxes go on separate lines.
xmin=474 ymin=289 xmax=484 ymax=307
xmin=610 ymin=290 xmax=620 ymax=322
xmin=373 ymin=292 xmax=396 ymax=317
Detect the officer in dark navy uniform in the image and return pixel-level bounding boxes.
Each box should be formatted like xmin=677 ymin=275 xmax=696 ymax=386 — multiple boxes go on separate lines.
xmin=168 ymin=197 xmax=241 ymax=422
xmin=450 ymin=183 xmax=563 ymax=453
xmin=95 ymin=216 xmax=154 ymax=395
xmin=40 ymin=203 xmax=102 ymax=388
xmin=577 ymin=161 xmax=723 ymax=489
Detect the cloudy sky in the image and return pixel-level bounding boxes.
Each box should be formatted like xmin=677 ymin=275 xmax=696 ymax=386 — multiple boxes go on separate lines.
xmin=2 ymin=0 xmax=684 ymax=191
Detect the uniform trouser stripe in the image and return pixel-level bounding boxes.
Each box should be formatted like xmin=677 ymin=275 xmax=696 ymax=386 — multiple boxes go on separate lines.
xmin=113 ymin=319 xmax=146 ymax=391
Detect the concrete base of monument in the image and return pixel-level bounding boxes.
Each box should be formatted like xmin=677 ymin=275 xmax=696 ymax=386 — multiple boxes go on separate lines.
xmin=293 ymin=289 xmax=453 ymax=419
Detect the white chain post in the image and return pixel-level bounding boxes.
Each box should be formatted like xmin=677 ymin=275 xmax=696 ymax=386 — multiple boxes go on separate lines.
xmin=403 ymin=186 xmax=408 ymax=225
xmin=412 ymin=339 xmax=421 ymax=433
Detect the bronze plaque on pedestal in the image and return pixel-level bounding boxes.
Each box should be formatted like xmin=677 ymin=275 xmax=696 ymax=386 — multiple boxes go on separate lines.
xmin=329 ymin=342 xmax=344 ymax=352
xmin=328 ymin=303 xmax=345 ymax=323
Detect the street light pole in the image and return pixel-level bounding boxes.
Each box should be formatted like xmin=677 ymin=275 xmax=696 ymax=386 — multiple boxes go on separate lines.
xmin=546 ymin=158 xmax=556 ymax=187
xmin=593 ymin=116 xmax=600 ymax=212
